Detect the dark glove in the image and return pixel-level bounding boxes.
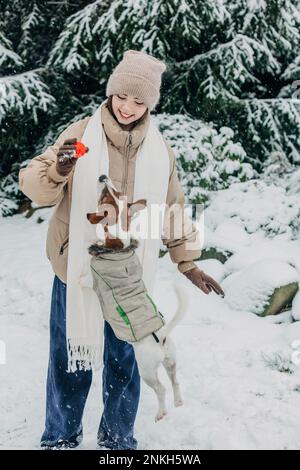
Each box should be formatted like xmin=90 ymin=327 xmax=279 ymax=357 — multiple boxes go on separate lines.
xmin=183 ymin=267 xmax=225 ymax=297
xmin=56 ymin=138 xmax=77 ymax=177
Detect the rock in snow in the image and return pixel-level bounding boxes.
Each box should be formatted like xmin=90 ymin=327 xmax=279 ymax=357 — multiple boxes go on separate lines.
xmin=222 ymin=259 xmax=299 ymax=316
xmin=292 ymin=289 xmax=300 ymax=321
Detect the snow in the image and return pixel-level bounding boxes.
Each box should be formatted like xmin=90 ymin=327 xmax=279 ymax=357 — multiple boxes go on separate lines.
xmin=222 ymin=259 xmax=299 ymax=314
xmin=206 ymin=180 xmax=300 ymax=239
xmin=1 ymin=185 xmax=300 ymax=450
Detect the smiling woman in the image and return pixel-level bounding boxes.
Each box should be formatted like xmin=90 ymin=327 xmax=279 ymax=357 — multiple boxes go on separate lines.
xmin=19 ymin=48 xmax=199 ymax=452
xmin=108 ymin=94 xmax=148 ymax=131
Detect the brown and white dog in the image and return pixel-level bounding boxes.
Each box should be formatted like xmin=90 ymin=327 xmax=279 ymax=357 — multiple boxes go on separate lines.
xmin=87 ymin=175 xmax=188 ymax=422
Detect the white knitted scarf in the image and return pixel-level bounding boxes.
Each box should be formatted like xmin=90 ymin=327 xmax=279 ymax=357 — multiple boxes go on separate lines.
xmin=66 ymin=100 xmax=170 ymax=372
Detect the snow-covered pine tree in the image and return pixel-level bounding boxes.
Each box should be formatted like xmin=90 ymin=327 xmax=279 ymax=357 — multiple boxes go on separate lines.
xmin=0 ymin=3 xmax=56 ymax=215
xmin=0 ymin=22 xmax=55 ymax=127
xmin=222 ymin=0 xmax=300 ymax=168
xmin=46 ymin=0 xmax=204 ymax=75
xmin=161 ymin=0 xmax=300 ymax=168
xmin=0 ymin=0 xmax=90 ymax=214
xmin=2 ymin=0 xmax=300 ymax=215
xmin=0 ymin=30 xmax=54 ymax=214
xmin=47 ymin=0 xmax=300 ymax=170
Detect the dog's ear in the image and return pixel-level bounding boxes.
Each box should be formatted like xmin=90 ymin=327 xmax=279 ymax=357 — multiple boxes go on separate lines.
xmin=128 ymin=199 xmax=147 ymax=217
xmin=87 ymin=213 xmax=102 ymax=224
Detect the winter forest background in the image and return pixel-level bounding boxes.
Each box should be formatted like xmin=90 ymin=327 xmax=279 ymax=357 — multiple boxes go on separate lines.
xmin=1 ymin=0 xmax=300 ymax=213
xmin=2 ymin=0 xmax=300 ymax=450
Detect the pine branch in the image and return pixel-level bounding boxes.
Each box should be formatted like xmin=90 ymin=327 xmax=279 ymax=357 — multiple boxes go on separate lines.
xmin=241 ymin=97 xmax=300 ymax=164
xmin=0 ymin=69 xmax=55 ymax=123
xmin=0 ymin=32 xmax=23 ymax=69
xmin=166 ymin=33 xmax=282 ymax=108
xmin=19 ymin=3 xmax=44 ymax=54
xmin=47 ymin=0 xmax=108 ymax=72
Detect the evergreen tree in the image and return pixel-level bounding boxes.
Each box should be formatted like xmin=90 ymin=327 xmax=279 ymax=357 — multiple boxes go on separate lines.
xmin=1 ymin=0 xmax=300 ymax=215
xmin=47 ymin=0 xmax=300 ymax=168
xmin=0 ymin=0 xmax=91 ymax=173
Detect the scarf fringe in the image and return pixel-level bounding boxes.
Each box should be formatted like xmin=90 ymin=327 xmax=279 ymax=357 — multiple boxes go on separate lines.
xmin=67 ymin=339 xmax=102 ymax=373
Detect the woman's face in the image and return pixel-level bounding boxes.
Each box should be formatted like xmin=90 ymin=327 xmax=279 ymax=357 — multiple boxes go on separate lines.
xmin=112 ymin=94 xmax=148 ymax=126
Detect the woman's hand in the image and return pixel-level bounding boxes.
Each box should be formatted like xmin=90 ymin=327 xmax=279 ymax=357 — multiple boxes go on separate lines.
xmin=182 ymin=267 xmax=225 ymax=297
xmin=56 ymin=138 xmax=78 ymax=177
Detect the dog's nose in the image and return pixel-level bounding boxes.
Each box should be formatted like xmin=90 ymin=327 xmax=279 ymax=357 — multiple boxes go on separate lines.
xmin=98 ymin=174 xmax=108 ymax=183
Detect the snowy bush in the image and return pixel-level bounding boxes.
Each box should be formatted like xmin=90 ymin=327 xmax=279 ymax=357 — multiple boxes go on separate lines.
xmin=261 ymin=151 xmax=295 ymax=183
xmin=153 ymin=113 xmax=256 ymax=204
xmin=261 ymin=351 xmax=296 ymax=375
xmin=0 ymin=192 xmax=18 ymax=217
xmin=0 ymin=162 xmax=25 ymax=216
xmin=205 ymin=179 xmax=300 ymax=240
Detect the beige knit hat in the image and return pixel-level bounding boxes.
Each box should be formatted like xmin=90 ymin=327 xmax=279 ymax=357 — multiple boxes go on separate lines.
xmin=106 ymin=49 xmax=166 ymax=111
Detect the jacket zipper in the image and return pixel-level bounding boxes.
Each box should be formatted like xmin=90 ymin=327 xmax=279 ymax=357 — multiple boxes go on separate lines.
xmin=121 ymin=133 xmax=132 ymax=194
xmin=59 ymin=237 xmax=69 ymax=255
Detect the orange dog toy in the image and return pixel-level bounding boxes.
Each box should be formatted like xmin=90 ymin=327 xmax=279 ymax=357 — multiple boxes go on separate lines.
xmin=75 ymin=141 xmax=89 ymax=158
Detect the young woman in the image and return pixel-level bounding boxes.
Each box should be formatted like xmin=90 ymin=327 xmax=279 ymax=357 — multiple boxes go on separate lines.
xmin=19 ymin=50 xmax=224 ymax=450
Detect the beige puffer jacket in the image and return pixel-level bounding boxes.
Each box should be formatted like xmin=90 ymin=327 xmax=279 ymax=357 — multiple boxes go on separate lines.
xmin=19 ymin=101 xmax=201 ymax=284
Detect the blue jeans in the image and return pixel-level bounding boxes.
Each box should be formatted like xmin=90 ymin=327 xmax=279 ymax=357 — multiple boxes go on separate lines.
xmin=40 ymin=275 xmax=141 ymax=450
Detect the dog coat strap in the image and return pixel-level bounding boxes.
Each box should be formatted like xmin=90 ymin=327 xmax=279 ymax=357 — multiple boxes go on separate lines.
xmin=152 ymin=332 xmax=160 ymax=343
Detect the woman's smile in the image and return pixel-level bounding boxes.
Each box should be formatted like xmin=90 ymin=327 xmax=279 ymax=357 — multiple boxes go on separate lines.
xmin=119 ymin=110 xmax=134 ymax=119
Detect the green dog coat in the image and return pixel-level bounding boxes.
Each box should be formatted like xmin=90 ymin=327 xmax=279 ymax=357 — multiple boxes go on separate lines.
xmin=89 ymin=240 xmax=165 ymax=343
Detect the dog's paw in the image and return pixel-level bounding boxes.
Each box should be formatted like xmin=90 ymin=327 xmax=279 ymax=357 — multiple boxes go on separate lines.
xmin=155 ymin=410 xmax=168 ymax=422
xmin=174 ymin=398 xmax=183 ymax=407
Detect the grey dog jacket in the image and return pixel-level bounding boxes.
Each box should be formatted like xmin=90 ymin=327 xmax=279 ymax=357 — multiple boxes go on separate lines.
xmin=89 ymin=240 xmax=165 ymax=343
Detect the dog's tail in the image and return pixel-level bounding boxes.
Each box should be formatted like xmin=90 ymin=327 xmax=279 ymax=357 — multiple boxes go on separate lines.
xmin=158 ymin=282 xmax=189 ymax=340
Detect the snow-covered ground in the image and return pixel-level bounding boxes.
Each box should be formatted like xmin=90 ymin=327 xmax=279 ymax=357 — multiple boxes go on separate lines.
xmin=1 ymin=186 xmax=300 ymax=450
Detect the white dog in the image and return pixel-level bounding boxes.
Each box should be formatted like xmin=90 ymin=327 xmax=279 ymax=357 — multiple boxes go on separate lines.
xmin=132 ymin=283 xmax=188 ymax=421
xmin=87 ymin=175 xmax=189 ymax=422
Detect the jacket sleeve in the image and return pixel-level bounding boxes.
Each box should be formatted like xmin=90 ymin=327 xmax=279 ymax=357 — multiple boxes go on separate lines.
xmin=162 ymin=139 xmax=202 ymax=273
xmin=18 ymin=118 xmax=89 ymax=207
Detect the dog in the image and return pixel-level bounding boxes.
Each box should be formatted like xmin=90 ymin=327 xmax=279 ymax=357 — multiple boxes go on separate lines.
xmin=86 ymin=175 xmax=188 ymax=422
